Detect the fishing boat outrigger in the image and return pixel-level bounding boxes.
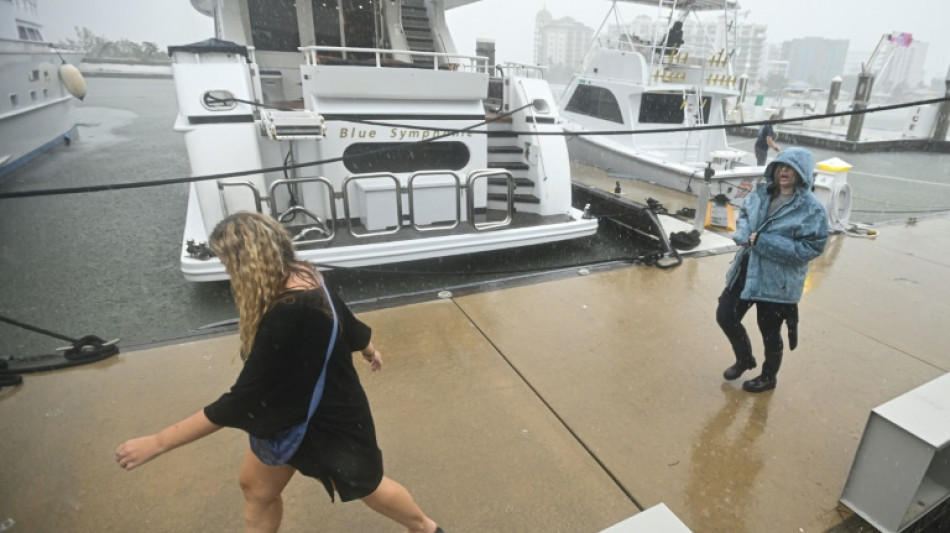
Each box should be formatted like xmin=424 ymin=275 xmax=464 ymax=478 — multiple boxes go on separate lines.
xmin=169 ymin=0 xmax=597 ymax=282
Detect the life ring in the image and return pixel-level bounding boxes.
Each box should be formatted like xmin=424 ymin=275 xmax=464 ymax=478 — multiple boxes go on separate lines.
xmin=58 ymin=63 xmax=87 ymax=101
xmin=829 ymin=182 xmax=852 ymax=229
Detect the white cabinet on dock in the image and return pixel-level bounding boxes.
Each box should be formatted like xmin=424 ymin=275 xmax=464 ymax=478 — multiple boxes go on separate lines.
xmin=841 ymin=372 xmax=950 ymax=533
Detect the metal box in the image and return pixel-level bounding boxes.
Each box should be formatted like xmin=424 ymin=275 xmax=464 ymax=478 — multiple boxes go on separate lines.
xmin=841 ymin=372 xmax=950 ymax=533
xmin=599 ymin=504 xmax=692 ymax=532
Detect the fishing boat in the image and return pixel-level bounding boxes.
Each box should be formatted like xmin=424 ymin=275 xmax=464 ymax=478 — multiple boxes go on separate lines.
xmin=0 ymin=0 xmax=86 ymax=178
xmin=170 ymin=0 xmax=598 ymax=282
xmin=558 ymin=0 xmax=767 ymax=206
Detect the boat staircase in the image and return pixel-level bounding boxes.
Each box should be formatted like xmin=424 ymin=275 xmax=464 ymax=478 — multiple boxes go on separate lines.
xmin=400 ymin=0 xmax=436 ymax=68
xmin=486 ymin=122 xmax=541 ymax=215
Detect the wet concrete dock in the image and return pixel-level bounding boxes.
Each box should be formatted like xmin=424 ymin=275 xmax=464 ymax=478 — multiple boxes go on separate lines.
xmin=2 ymin=214 xmax=949 ymax=532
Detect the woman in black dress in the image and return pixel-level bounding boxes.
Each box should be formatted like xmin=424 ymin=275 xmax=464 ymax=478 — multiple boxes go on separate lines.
xmin=115 ymin=211 xmax=441 ymax=533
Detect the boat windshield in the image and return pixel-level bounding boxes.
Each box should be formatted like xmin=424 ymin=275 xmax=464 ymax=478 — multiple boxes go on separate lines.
xmin=246 ymin=0 xmax=387 ymax=57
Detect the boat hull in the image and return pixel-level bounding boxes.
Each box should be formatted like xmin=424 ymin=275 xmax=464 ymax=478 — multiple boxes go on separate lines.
xmin=180 ymin=184 xmax=598 ymax=282
xmin=564 ymin=130 xmax=764 ymax=204
xmin=0 ymin=97 xmax=78 ymax=178
xmin=0 ymin=43 xmax=83 ymax=179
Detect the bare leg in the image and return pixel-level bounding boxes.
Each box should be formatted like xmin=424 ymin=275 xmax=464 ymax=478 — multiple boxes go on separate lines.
xmin=361 ymin=476 xmax=438 ymax=533
xmin=238 ymin=450 xmax=297 ymax=533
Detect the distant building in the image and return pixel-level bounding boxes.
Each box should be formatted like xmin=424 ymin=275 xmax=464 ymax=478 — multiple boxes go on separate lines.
xmin=767 ymin=60 xmax=790 ymax=79
xmin=733 ymin=21 xmax=768 ymax=83
xmin=844 ymin=49 xmax=871 ymax=76
xmin=781 ymin=37 xmax=849 ymax=87
xmin=533 ymin=8 xmax=594 ymax=83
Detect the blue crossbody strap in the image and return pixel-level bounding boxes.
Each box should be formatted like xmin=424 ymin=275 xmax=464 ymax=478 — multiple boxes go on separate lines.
xmin=304 ymin=283 xmax=339 ymax=422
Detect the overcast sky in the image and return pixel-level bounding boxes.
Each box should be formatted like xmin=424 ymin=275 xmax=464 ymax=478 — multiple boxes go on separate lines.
xmin=39 ymin=0 xmax=950 ymax=82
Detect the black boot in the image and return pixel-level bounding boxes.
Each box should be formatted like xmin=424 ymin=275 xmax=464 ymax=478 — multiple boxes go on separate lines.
xmin=743 ymin=351 xmax=782 ymax=393
xmin=723 ymin=358 xmax=757 ymax=380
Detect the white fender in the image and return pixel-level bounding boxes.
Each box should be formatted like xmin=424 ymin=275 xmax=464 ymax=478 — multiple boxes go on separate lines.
xmin=59 ymin=63 xmax=88 ymax=101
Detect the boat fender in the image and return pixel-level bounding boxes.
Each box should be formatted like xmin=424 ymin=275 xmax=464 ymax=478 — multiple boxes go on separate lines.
xmin=59 ymin=64 xmax=88 ymax=101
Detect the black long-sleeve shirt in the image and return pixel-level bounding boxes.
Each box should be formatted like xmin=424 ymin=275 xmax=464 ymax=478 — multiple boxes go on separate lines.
xmin=204 ymin=287 xmax=373 ymax=436
xmin=204 ymin=286 xmax=383 ymax=501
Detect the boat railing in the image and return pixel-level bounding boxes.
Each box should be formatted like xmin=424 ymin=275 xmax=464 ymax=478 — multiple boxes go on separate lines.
xmin=300 ymin=46 xmax=488 ymax=74
xmin=494 ymin=62 xmax=546 ymax=80
xmin=216 ymin=168 xmax=514 ymax=245
xmin=268 ymin=177 xmax=337 ymax=245
xmin=408 ymin=171 xmax=462 ymax=232
xmin=467 ymin=170 xmax=513 ymax=231
xmin=217 ymin=181 xmax=264 ymax=216
xmin=341 ymin=173 xmax=404 ymax=238
xmin=602 ymin=38 xmax=733 ymax=86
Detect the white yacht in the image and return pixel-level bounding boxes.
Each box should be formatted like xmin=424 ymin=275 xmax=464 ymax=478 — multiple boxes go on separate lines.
xmin=172 ymin=0 xmax=598 ymax=282
xmin=0 ymin=0 xmax=85 ymax=178
xmin=558 ymin=0 xmax=764 ymax=205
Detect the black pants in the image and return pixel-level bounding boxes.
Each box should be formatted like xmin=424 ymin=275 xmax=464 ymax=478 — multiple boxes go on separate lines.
xmin=716 ymin=258 xmax=794 ymax=360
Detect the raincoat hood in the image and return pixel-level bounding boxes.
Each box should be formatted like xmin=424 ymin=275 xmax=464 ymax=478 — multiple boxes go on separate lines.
xmin=764 ymin=147 xmax=815 ymax=190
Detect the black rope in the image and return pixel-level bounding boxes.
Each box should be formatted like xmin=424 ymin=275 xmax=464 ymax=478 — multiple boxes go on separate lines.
xmin=323 ymin=249 xmax=655 ymax=278
xmin=0 ymin=314 xmax=120 ymax=375
xmin=2 ymin=96 xmax=948 ymax=201
xmin=0 ymin=101 xmax=531 ymax=200
xmin=340 ymin=96 xmax=950 ymax=136
xmin=0 ymin=314 xmax=77 ymax=343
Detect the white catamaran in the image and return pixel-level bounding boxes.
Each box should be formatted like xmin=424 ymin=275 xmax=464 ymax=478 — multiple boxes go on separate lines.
xmin=170 ymin=0 xmax=598 ymax=282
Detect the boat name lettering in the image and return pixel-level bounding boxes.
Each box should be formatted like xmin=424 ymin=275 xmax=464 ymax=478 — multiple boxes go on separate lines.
xmin=337 ymin=127 xmax=472 ymax=140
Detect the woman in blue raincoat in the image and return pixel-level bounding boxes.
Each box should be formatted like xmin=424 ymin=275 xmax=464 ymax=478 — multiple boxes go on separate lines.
xmin=717 ymin=147 xmax=828 ymax=392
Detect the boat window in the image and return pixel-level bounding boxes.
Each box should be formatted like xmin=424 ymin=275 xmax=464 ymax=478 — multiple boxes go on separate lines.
xmin=311 ymin=0 xmax=386 ymax=62
xmin=638 ymin=93 xmax=711 ymax=125
xmin=312 ymin=0 xmax=342 ymax=55
xmin=342 ymin=0 xmax=379 ymax=49
xmin=564 ymin=85 xmax=623 ymax=124
xmin=342 ymin=142 xmax=471 ymax=173
xmin=247 ymin=0 xmax=301 ymax=52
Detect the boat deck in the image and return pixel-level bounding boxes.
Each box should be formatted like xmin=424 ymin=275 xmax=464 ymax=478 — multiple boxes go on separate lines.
xmin=2 ymin=212 xmax=950 ymax=532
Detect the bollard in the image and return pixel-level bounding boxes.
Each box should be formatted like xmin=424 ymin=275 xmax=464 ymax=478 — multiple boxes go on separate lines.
xmin=932 ymin=65 xmax=950 ymax=141
xmin=846 ymin=72 xmax=875 ymax=141
xmin=826 ymin=76 xmax=842 ymax=116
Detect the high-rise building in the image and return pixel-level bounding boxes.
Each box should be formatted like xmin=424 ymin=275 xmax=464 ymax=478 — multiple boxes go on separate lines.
xmin=844 ymin=49 xmax=872 ymax=76
xmin=533 ymin=8 xmax=594 ymax=83
xmin=781 ymin=37 xmax=849 ymax=87
xmin=534 ymin=9 xmax=594 ymax=82
xmin=733 ymin=21 xmax=768 ymax=83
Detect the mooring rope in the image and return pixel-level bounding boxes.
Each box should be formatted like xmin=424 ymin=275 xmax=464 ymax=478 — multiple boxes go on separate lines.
xmin=1 ymin=96 xmax=947 ymax=201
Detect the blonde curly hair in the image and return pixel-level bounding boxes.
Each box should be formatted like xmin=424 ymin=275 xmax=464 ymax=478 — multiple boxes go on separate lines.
xmin=208 ymin=211 xmax=317 ymax=359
